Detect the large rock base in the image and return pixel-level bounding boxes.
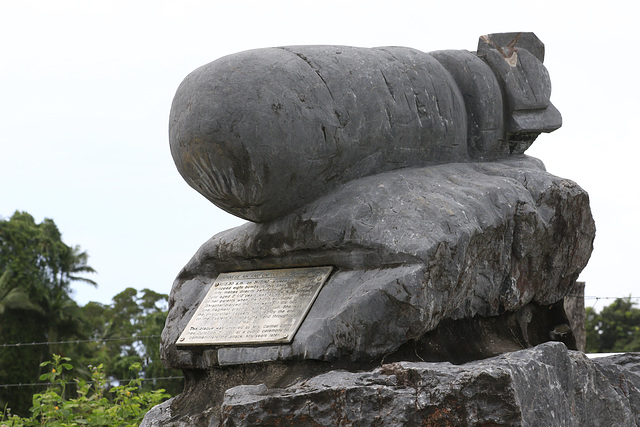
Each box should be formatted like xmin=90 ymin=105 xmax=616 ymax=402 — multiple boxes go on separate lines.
xmin=162 ymin=157 xmax=595 ymax=369
xmin=142 ymin=342 xmax=640 ymax=426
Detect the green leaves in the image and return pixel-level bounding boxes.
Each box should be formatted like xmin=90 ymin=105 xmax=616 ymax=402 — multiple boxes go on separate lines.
xmin=0 ymin=211 xmax=180 ymax=417
xmin=1 ymin=355 xmax=169 ymax=426
xmin=0 ymin=271 xmax=42 ymax=316
xmin=585 ymin=297 xmax=640 ymax=353
xmin=1 ymin=212 xmax=97 ymax=415
xmin=87 ymin=288 xmax=183 ymax=397
xmin=0 ymin=211 xmax=97 ymax=298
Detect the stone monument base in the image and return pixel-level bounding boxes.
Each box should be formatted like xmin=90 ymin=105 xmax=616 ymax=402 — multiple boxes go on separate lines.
xmin=142 ymin=342 xmax=640 ymax=426
xmin=151 ymin=33 xmax=605 ymax=426
xmin=161 ymin=157 xmax=595 ymax=370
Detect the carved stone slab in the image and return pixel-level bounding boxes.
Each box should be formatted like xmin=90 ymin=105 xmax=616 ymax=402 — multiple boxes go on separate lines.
xmin=177 ymin=266 xmax=333 ymax=346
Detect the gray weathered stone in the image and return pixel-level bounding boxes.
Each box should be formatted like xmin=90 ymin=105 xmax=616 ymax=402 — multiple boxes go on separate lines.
xmin=565 ymin=281 xmax=586 ymax=352
xmin=478 ymin=32 xmax=561 ymax=155
xmin=142 ymin=342 xmax=640 ymax=426
xmin=150 ymin=33 xmax=600 ymax=426
xmin=169 ymin=33 xmax=560 ymax=222
xmin=161 ymin=156 xmax=595 ymax=369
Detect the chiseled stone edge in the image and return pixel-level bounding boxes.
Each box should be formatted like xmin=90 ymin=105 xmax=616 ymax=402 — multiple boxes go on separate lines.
xmin=161 ymin=156 xmax=594 ymax=368
xmin=142 ymin=343 xmax=640 ymax=426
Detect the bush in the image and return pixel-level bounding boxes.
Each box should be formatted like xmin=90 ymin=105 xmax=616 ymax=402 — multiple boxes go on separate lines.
xmin=1 ymin=354 xmax=170 ymax=426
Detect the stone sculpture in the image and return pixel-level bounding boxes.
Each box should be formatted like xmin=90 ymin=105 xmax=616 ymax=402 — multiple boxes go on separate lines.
xmin=144 ymin=33 xmax=597 ymax=426
xmin=145 ymin=343 xmax=640 ymax=426
xmin=169 ymin=32 xmax=561 ymax=222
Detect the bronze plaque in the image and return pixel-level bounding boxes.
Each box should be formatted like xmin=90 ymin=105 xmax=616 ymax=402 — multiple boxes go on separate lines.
xmin=176 ymin=266 xmax=333 ymax=346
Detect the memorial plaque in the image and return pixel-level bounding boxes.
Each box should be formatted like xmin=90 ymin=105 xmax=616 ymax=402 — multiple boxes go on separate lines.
xmin=176 ymin=266 xmax=333 ymax=346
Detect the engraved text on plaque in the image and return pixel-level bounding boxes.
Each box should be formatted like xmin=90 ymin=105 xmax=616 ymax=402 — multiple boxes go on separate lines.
xmin=176 ymin=266 xmax=333 ymax=346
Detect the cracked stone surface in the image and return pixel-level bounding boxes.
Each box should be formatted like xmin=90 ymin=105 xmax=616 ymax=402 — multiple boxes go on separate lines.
xmin=161 ymin=156 xmax=595 ymax=369
xmin=169 ymin=33 xmax=560 ymax=222
xmin=142 ymin=343 xmax=640 ymax=426
xmin=151 ymin=33 xmax=599 ymax=426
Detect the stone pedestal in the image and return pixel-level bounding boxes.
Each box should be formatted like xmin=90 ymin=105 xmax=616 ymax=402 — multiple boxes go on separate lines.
xmin=142 ymin=343 xmax=640 ymax=426
xmin=146 ymin=33 xmax=601 ymax=426
xmin=161 ymin=157 xmax=594 ymax=370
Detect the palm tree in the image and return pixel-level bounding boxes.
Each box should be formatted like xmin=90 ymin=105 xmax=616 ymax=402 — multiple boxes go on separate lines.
xmin=0 ymin=269 xmax=43 ymax=339
xmin=33 ymin=244 xmax=98 ymax=355
xmin=0 ymin=269 xmax=42 ymax=314
xmin=0 ymin=213 xmax=98 ymax=413
xmin=59 ymin=245 xmax=97 ymax=288
xmin=39 ymin=287 xmax=84 ymax=355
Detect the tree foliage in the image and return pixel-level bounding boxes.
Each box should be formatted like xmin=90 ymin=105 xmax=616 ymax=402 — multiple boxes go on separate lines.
xmin=0 ymin=354 xmax=169 ymax=426
xmin=0 ymin=212 xmax=98 ymax=415
xmin=77 ymin=288 xmax=183 ymax=397
xmin=0 ymin=270 xmax=42 ymax=317
xmin=585 ymin=297 xmax=640 ymax=353
xmin=0 ymin=211 xmax=96 ymax=297
xmin=0 ymin=212 xmax=182 ymax=416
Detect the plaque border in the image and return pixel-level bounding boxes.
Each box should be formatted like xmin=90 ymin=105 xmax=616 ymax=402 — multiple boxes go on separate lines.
xmin=176 ymin=266 xmax=333 ymax=347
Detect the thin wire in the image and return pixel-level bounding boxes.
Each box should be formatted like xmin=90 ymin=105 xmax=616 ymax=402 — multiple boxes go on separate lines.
xmin=0 ymin=294 xmax=637 ymax=388
xmin=565 ymin=295 xmax=640 ymax=300
xmin=0 ymin=376 xmax=184 ymax=389
xmin=1 ymin=296 xmax=638 ymax=348
xmin=0 ymin=335 xmax=161 ymax=348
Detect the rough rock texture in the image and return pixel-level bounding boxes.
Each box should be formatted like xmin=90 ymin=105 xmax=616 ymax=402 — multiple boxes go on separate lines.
xmin=161 ymin=156 xmax=595 ymax=369
xmin=169 ymin=33 xmax=560 ymax=222
xmin=477 ymin=33 xmax=561 ymax=151
xmin=151 ymin=33 xmax=602 ymax=427
xmin=564 ymin=281 xmax=586 ymax=352
xmin=142 ymin=342 xmax=640 ymax=426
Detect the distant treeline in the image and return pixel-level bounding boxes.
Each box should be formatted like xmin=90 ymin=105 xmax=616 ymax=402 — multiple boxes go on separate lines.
xmin=0 ymin=211 xmax=181 ymax=416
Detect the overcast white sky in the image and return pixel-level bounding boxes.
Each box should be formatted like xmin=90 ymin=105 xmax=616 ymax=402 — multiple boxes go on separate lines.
xmin=1 ymin=0 xmax=637 ymax=311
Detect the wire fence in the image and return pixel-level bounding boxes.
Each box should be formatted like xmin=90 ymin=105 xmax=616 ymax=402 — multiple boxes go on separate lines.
xmin=1 ymin=294 xmax=638 ymax=389
xmin=0 ymin=376 xmax=184 ymax=389
xmin=0 ymin=334 xmax=182 ymax=389
xmin=0 ymin=335 xmax=161 ymax=348
xmin=565 ymin=295 xmax=640 ymax=310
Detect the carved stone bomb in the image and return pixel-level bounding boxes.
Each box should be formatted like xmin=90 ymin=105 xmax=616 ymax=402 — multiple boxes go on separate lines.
xmin=169 ymin=33 xmax=561 ymax=222
xmin=149 ymin=35 xmax=595 ymax=426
